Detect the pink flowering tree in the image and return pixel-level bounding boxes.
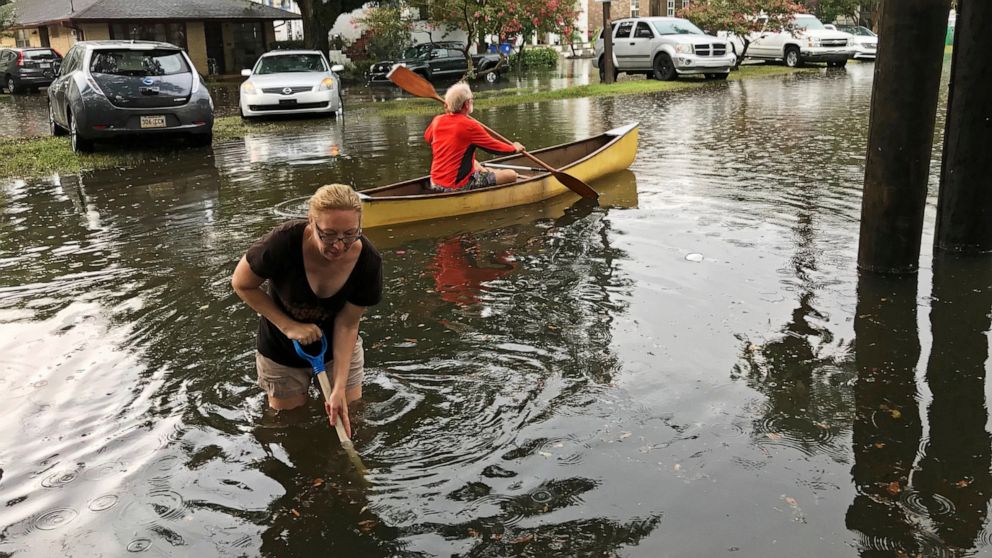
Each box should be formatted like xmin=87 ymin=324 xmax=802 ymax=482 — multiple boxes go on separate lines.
xmin=425 ymin=0 xmax=497 ymax=76
xmin=679 ymin=0 xmax=803 ymax=69
xmin=485 ymin=0 xmax=579 ymax=69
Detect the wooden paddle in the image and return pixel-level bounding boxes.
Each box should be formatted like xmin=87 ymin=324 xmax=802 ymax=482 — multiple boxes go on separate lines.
xmin=387 ymin=65 xmax=599 ymax=200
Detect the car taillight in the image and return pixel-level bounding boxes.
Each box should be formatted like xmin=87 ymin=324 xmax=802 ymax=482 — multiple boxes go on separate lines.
xmin=16 ymin=51 xmax=24 ymax=67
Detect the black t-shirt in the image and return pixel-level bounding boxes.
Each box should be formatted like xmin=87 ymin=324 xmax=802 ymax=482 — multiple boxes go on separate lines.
xmin=245 ymin=220 xmax=383 ymax=367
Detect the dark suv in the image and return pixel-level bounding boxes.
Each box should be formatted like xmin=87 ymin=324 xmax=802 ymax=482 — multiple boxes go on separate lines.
xmin=0 ymin=47 xmax=62 ymax=94
xmin=367 ymin=42 xmax=505 ymax=83
xmin=47 ymin=40 xmax=214 ymax=153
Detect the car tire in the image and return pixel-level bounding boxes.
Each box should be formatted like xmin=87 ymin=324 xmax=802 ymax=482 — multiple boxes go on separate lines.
xmin=598 ymin=57 xmax=618 ymax=83
xmin=69 ymin=112 xmax=94 ymax=153
xmin=49 ymin=103 xmax=66 ymax=137
xmin=652 ymin=53 xmax=677 ymax=81
xmin=827 ymin=59 xmax=848 ymax=68
xmin=707 ymin=72 xmax=729 ymax=80
xmin=6 ymin=75 xmax=19 ymax=94
xmin=484 ymin=70 xmax=497 ymax=83
xmin=784 ymin=46 xmax=802 ymax=68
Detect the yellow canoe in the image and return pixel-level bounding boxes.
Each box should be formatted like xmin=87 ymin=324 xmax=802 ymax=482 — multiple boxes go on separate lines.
xmin=360 ymin=122 xmax=639 ymax=228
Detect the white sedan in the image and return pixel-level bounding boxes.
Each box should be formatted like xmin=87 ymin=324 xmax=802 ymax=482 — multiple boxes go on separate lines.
xmin=239 ymin=50 xmax=344 ymax=118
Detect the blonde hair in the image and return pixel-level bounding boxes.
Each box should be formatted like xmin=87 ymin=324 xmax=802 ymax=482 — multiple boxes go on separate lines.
xmin=308 ymin=184 xmax=363 ymax=219
xmin=444 ymin=81 xmax=472 ymax=114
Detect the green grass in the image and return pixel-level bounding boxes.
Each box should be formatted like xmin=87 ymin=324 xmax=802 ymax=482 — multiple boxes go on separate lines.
xmin=0 ymin=64 xmax=814 ymax=178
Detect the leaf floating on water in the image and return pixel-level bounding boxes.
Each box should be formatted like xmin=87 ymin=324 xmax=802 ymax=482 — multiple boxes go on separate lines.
xmin=784 ymin=496 xmax=799 ymax=508
xmin=889 ymin=409 xmax=902 ymax=419
xmin=766 ymin=432 xmax=783 ymax=441
xmin=955 ymin=478 xmax=972 ymax=488
xmin=539 ymin=451 xmax=553 ymax=458
xmin=620 ymin=432 xmax=632 ymax=440
xmin=885 ymin=481 xmax=902 ymax=496
xmin=552 ymin=442 xmax=564 ymax=448
xmin=510 ymin=533 xmax=535 ymax=545
xmin=873 ymin=441 xmax=886 ymax=449
xmin=814 ymin=421 xmax=829 ymax=430
xmin=358 ymin=519 xmax=377 ymax=532
xmin=291 ymin=508 xmax=300 ymax=518
xmin=312 ymin=478 xmax=324 ymax=487
xmin=467 ymin=527 xmax=481 ymax=539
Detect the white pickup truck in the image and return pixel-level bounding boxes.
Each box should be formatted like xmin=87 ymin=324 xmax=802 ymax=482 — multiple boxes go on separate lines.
xmin=741 ymin=14 xmax=852 ymax=67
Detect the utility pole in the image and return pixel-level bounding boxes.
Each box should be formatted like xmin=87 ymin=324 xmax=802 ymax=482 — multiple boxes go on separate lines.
xmin=857 ymin=0 xmax=952 ymax=274
xmin=599 ymin=0 xmax=615 ymax=84
xmin=934 ymin=0 xmax=992 ymax=254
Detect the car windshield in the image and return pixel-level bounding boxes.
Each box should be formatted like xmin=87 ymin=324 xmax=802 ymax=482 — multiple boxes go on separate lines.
xmin=401 ymin=44 xmax=434 ymax=59
xmin=90 ymin=49 xmax=188 ymax=76
xmin=851 ymin=26 xmax=876 ymax=36
xmin=255 ymin=54 xmax=326 ymax=74
xmin=651 ymin=19 xmax=704 ymax=36
xmin=793 ymin=16 xmax=826 ymax=31
xmin=26 ymin=49 xmax=59 ymax=60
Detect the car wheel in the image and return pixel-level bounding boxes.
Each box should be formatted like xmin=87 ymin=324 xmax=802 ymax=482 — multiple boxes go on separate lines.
xmin=829 ymin=59 xmax=848 ymax=68
xmin=6 ymin=75 xmax=19 ymax=94
xmin=711 ymin=72 xmax=729 ymax=80
xmin=69 ymin=112 xmax=94 ymax=153
xmin=784 ymin=46 xmax=802 ymax=68
xmin=652 ymin=53 xmax=677 ymax=81
xmin=484 ymin=70 xmax=497 ymax=83
xmin=49 ymin=103 xmax=66 ymax=137
xmin=598 ymin=57 xmax=618 ymax=83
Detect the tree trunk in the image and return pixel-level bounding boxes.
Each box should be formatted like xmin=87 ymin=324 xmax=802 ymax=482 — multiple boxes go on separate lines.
xmin=517 ymin=40 xmax=526 ymax=71
xmin=733 ymin=39 xmax=751 ymax=70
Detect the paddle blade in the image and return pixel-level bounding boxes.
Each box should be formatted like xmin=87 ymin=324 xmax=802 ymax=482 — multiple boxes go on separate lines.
xmin=553 ymin=170 xmax=599 ymax=200
xmin=387 ymin=65 xmax=444 ymax=103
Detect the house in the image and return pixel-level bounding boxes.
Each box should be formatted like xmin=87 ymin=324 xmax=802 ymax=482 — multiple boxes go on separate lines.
xmin=587 ymin=0 xmax=691 ymax=40
xmin=2 ymin=0 xmax=301 ymax=75
xmin=250 ymin=0 xmax=303 ymax=41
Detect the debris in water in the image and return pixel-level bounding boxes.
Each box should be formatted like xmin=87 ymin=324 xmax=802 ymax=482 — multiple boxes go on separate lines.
xmin=686 ymin=253 xmax=704 ymax=262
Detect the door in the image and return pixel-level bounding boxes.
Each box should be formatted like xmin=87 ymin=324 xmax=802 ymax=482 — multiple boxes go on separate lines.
xmin=629 ymin=22 xmax=656 ymax=68
xmin=204 ymin=22 xmax=225 ymax=75
xmin=748 ymin=17 xmax=775 ymax=57
xmin=231 ymin=22 xmax=265 ymax=74
xmin=49 ymin=47 xmax=78 ymax=126
xmin=0 ymin=50 xmax=12 ymax=78
xmin=610 ymin=21 xmax=636 ymax=70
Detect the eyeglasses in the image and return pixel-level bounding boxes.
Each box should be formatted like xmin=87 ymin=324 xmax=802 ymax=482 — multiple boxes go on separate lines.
xmin=312 ymin=222 xmax=362 ymax=247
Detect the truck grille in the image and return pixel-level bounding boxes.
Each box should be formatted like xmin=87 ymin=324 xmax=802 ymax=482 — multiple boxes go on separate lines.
xmin=821 ymin=39 xmax=848 ymax=47
xmin=261 ymin=86 xmax=312 ymax=94
xmin=249 ymin=102 xmax=330 ymax=111
xmin=694 ymin=44 xmax=727 ymax=56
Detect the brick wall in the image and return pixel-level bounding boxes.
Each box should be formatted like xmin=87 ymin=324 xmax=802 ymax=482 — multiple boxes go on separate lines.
xmin=586 ymin=0 xmax=690 ymax=41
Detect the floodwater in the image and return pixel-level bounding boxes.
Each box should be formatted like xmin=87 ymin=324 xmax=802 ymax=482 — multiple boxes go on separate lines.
xmin=2 ymin=61 xmax=991 ymax=557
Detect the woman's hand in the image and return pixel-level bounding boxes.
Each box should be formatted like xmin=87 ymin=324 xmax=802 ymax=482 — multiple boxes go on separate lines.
xmin=512 ymin=141 xmax=525 ymax=153
xmin=324 ymin=387 xmax=351 ymax=438
xmin=281 ymin=321 xmax=323 ymax=345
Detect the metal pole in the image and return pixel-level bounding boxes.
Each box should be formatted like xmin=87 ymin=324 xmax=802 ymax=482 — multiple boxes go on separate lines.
xmin=602 ymin=1 xmax=615 ymax=84
xmin=857 ymin=0 xmax=952 ymax=274
xmin=935 ymin=0 xmax=992 ymax=254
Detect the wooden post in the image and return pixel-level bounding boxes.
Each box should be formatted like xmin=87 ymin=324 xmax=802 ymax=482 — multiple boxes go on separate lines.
xmin=602 ymin=1 xmax=615 ymax=84
xmin=935 ymin=0 xmax=992 ymax=254
xmin=857 ymin=0 xmax=952 ymax=274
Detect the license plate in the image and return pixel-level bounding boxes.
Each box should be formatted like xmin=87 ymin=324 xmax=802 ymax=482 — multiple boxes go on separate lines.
xmin=39 ymin=62 xmax=51 ymax=68
xmin=140 ymin=115 xmax=167 ymax=128
xmin=278 ymin=99 xmax=298 ymax=106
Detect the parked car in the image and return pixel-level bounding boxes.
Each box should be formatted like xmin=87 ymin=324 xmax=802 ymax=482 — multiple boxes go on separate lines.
xmin=745 ymin=14 xmax=852 ymax=67
xmin=47 ymin=40 xmax=214 ymax=153
xmin=367 ymin=42 xmax=506 ymax=83
xmin=239 ymin=50 xmax=344 ymax=118
xmin=594 ymin=17 xmax=736 ymax=82
xmin=0 ymin=47 xmax=62 ymax=94
xmin=833 ymin=24 xmax=877 ymax=60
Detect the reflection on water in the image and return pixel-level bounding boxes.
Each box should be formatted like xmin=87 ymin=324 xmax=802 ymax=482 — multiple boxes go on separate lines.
xmin=2 ymin=61 xmax=992 ymax=557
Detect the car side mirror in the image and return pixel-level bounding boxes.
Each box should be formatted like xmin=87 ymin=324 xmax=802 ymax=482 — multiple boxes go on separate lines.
xmin=53 ymin=60 xmax=62 ymax=75
xmin=241 ymin=68 xmax=252 ymax=77
xmin=430 ymin=51 xmax=441 ymax=59
xmin=331 ymin=64 xmax=344 ymax=72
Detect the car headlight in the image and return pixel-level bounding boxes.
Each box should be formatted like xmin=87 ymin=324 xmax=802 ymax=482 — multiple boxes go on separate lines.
xmin=675 ymin=44 xmax=694 ymax=54
xmin=370 ymin=63 xmax=376 ymax=71
xmin=396 ymin=62 xmax=407 ymax=68
xmin=807 ymin=37 xmax=821 ymax=47
xmin=318 ymin=77 xmax=335 ymax=91
xmin=242 ymin=81 xmax=256 ymax=95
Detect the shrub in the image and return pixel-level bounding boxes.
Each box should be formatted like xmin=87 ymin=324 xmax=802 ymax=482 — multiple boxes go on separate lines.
xmin=508 ymin=47 xmax=559 ymax=69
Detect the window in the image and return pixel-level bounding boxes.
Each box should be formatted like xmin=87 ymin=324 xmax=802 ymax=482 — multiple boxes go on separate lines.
xmin=652 ymin=18 xmax=703 ymax=35
xmin=630 ymin=1 xmax=639 ymax=18
xmin=90 ymin=49 xmax=190 ymax=76
xmin=15 ymin=29 xmax=32 ymax=47
xmin=110 ymin=23 xmax=188 ymax=50
xmin=634 ymin=22 xmax=653 ymax=38
xmin=254 ymin=54 xmax=326 ymax=74
xmin=615 ymin=21 xmax=635 ymax=38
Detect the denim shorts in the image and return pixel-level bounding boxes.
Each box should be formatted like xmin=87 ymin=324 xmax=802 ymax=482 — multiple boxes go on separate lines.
xmin=431 ymin=169 xmax=498 ymax=192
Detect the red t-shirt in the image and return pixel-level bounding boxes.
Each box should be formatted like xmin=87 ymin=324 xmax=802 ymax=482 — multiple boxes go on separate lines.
xmin=424 ymin=113 xmax=517 ymax=188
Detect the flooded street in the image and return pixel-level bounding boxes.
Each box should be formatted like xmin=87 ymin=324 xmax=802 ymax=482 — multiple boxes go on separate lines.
xmin=2 ymin=61 xmax=992 ymax=557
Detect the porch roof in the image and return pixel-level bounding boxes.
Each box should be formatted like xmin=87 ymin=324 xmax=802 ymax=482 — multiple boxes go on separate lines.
xmin=15 ymin=0 xmax=301 ymax=27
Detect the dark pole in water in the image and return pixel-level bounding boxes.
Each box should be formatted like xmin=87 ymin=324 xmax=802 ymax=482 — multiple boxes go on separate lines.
xmin=857 ymin=0 xmax=952 ymax=274
xmin=935 ymin=0 xmax=992 ymax=254
xmin=601 ymin=1 xmax=615 ymax=84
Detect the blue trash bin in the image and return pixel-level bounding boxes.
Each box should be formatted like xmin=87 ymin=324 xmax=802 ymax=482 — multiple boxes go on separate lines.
xmin=499 ymin=43 xmax=512 ymax=55
xmin=488 ymin=44 xmax=498 ymax=53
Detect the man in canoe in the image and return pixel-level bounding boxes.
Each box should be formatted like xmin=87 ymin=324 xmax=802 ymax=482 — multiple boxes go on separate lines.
xmin=231 ymin=184 xmax=383 ymax=437
xmin=425 ymin=82 xmax=525 ymax=192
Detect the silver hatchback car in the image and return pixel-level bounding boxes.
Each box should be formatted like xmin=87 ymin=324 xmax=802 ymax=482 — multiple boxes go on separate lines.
xmin=48 ymin=40 xmax=214 ymax=153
